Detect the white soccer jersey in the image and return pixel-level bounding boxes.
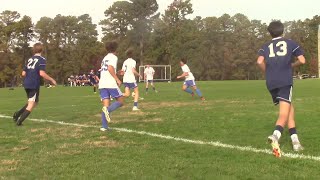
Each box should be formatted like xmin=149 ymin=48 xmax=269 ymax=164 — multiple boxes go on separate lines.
xmin=99 ymin=53 xmax=118 ymax=89
xmin=144 ymin=67 xmax=155 ymax=80
xmin=122 ymin=58 xmax=137 ymax=83
xmin=181 ymin=64 xmax=195 ymax=81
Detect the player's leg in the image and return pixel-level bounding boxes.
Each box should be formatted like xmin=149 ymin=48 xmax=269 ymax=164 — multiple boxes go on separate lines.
xmin=182 ymin=82 xmax=194 ymax=96
xmin=191 ymin=83 xmax=205 ymax=100
xmin=133 ymin=85 xmax=140 ymax=111
xmin=146 ymin=81 xmax=149 ymax=93
xmin=93 ymin=84 xmax=97 ymax=93
xmin=107 ymin=88 xmax=124 ymax=114
xmin=123 ymin=85 xmax=131 ymax=97
xmin=287 ymin=104 xmax=304 ymax=151
xmin=101 ymin=98 xmax=111 ymax=131
xmin=151 ymin=81 xmax=158 ymax=93
xmin=16 ymin=89 xmax=39 ymax=126
xmin=13 ymin=104 xmax=28 ymax=122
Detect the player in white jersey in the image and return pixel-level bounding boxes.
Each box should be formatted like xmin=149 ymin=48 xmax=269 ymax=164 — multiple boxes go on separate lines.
xmin=177 ymin=58 xmax=205 ymax=101
xmin=99 ymin=41 xmax=124 ymax=131
xmin=120 ymin=49 xmax=142 ymax=111
xmin=144 ymin=65 xmax=158 ymax=94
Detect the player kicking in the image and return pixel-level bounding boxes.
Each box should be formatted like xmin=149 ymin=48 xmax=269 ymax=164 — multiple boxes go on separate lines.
xmin=89 ymin=70 xmax=99 ymax=93
xmin=257 ymin=21 xmax=306 ymax=157
xmin=144 ymin=65 xmax=158 ymax=94
xmin=99 ymin=41 xmax=124 ymax=131
xmin=13 ymin=43 xmax=57 ymax=126
xmin=121 ymin=49 xmax=142 ymax=111
xmin=177 ymin=58 xmax=205 ymax=101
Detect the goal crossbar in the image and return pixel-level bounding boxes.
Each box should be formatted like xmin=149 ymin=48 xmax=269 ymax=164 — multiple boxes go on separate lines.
xmin=138 ymin=65 xmax=171 ymax=82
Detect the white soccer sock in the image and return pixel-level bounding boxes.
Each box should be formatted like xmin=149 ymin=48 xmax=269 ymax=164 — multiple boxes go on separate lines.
xmin=291 ymin=134 xmax=300 ymax=143
xmin=273 ymin=130 xmax=282 ymax=140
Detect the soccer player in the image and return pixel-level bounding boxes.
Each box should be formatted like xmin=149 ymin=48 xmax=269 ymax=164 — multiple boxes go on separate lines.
xmin=99 ymin=41 xmax=124 ymax=131
xmin=257 ymin=21 xmax=306 ymax=157
xmin=144 ymin=65 xmax=157 ymax=93
xmin=121 ymin=49 xmax=142 ymax=111
xmin=89 ymin=70 xmax=99 ymax=93
xmin=177 ymin=58 xmax=205 ymax=101
xmin=13 ymin=43 xmax=57 ymax=126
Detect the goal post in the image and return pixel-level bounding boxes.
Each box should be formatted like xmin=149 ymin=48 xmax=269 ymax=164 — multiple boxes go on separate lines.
xmin=138 ymin=65 xmax=172 ymax=82
xmin=318 ymin=25 xmax=320 ymax=78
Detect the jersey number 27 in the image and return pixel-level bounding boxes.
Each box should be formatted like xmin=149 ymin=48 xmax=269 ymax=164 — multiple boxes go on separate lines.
xmin=27 ymin=58 xmax=38 ymax=69
xmin=268 ymin=41 xmax=287 ymax=58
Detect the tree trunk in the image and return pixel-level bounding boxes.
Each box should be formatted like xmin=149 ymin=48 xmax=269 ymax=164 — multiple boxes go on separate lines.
xmin=140 ymin=34 xmax=144 ymax=66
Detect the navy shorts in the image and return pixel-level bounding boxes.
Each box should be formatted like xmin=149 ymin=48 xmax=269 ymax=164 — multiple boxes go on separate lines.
xmin=25 ymin=89 xmax=40 ymax=102
xmin=147 ymin=80 xmax=153 ymax=83
xmin=100 ymin=88 xmax=123 ymax=100
xmin=269 ymin=85 xmax=293 ymax=105
xmin=124 ymin=82 xmax=138 ymax=89
xmin=184 ymin=80 xmax=196 ymax=87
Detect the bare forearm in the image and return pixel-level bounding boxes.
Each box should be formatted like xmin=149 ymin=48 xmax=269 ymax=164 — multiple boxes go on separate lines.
xmin=292 ymin=55 xmax=306 ymax=68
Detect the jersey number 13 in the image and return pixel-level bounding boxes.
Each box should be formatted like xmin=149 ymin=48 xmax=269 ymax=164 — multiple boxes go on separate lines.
xmin=268 ymin=41 xmax=287 ymax=58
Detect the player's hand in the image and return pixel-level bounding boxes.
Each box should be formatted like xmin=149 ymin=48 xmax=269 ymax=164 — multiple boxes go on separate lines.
xmin=51 ymin=79 xmax=57 ymax=86
xmin=177 ymin=76 xmax=181 ymax=79
xmin=116 ymin=79 xmax=122 ymax=87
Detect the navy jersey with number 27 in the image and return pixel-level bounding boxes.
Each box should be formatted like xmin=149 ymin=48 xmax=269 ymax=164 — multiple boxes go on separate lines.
xmin=23 ymin=56 xmax=46 ymax=89
xmin=258 ymin=37 xmax=304 ymax=90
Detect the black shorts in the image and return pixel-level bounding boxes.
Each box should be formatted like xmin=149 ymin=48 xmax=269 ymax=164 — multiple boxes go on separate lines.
xmin=269 ymin=85 xmax=292 ymax=105
xmin=25 ymin=89 xmax=40 ymax=103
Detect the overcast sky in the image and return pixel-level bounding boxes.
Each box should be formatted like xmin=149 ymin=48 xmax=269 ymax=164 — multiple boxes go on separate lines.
xmin=1 ymin=0 xmax=319 ymax=35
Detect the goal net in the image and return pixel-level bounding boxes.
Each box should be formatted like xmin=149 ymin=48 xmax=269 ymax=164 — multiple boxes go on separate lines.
xmin=138 ymin=65 xmax=171 ymax=82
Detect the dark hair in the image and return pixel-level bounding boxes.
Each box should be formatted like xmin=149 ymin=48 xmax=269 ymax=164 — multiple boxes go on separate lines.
xmin=267 ymin=21 xmax=284 ymax=38
xmin=33 ymin=43 xmax=43 ymax=54
xmin=105 ymin=41 xmax=118 ymax=53
xmin=180 ymin=58 xmax=187 ymax=64
xmin=126 ymin=48 xmax=134 ymax=58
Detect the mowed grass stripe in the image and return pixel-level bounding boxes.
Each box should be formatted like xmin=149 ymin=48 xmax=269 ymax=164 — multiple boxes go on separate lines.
xmin=1 ymin=114 xmax=320 ymax=162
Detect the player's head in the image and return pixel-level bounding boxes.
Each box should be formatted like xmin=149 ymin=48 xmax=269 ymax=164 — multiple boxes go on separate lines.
xmin=90 ymin=69 xmax=94 ymax=73
xmin=105 ymin=41 xmax=118 ymax=53
xmin=126 ymin=48 xmax=134 ymax=58
xmin=180 ymin=58 xmax=187 ymax=66
xmin=146 ymin=65 xmax=150 ymax=68
xmin=267 ymin=21 xmax=284 ymax=38
xmin=33 ymin=43 xmax=43 ymax=54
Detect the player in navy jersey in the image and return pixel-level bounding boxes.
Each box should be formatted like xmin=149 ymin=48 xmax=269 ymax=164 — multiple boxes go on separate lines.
xmin=89 ymin=70 xmax=99 ymax=93
xmin=257 ymin=21 xmax=306 ymax=157
xmin=13 ymin=43 xmax=57 ymax=126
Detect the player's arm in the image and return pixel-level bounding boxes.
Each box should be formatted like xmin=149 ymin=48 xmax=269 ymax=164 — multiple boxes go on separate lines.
xmin=22 ymin=71 xmax=26 ymax=77
xmin=292 ymin=55 xmax=306 ymax=68
xmin=108 ymin=65 xmax=121 ymax=86
xmin=132 ymin=68 xmax=142 ymax=78
xmin=40 ymin=70 xmax=57 ymax=85
xmin=177 ymin=72 xmax=188 ymax=79
xmin=257 ymin=56 xmax=266 ymax=72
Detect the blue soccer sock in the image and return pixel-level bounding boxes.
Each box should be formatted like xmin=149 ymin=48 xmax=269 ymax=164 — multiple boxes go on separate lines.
xmin=107 ymin=101 xmax=122 ymax=113
xmin=134 ymin=102 xmax=138 ymax=107
xmin=101 ymin=112 xmax=108 ymax=128
xmin=195 ymin=89 xmax=203 ymax=97
xmin=184 ymin=88 xmax=193 ymax=94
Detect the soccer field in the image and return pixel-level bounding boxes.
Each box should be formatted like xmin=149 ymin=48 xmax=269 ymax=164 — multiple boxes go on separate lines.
xmin=1 ymin=80 xmax=320 ymax=179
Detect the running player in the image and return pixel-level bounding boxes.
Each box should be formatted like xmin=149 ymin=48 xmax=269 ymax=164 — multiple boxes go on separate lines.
xmin=121 ymin=49 xmax=142 ymax=111
xmin=144 ymin=65 xmax=157 ymax=93
xmin=257 ymin=21 xmax=306 ymax=157
xmin=99 ymin=41 xmax=124 ymax=131
xmin=13 ymin=43 xmax=57 ymax=126
xmin=89 ymin=70 xmax=99 ymax=93
xmin=177 ymin=58 xmax=205 ymax=101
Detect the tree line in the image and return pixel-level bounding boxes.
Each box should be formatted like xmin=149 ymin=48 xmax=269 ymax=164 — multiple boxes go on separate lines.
xmin=0 ymin=0 xmax=319 ymax=87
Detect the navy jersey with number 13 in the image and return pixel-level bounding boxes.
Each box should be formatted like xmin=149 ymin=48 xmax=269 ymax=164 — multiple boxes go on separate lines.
xmin=258 ymin=37 xmax=304 ymax=90
xmin=23 ymin=56 xmax=46 ymax=89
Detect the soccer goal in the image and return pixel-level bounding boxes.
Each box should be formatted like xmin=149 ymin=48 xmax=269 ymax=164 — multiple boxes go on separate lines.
xmin=138 ymin=65 xmax=172 ymax=82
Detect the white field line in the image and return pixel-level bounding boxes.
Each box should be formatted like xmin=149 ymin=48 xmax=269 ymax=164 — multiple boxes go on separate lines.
xmin=1 ymin=114 xmax=320 ymax=162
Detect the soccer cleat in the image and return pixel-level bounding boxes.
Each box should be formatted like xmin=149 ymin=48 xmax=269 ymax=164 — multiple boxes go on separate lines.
xmin=191 ymin=93 xmax=195 ymax=98
xmin=13 ymin=112 xmax=19 ymax=122
xmin=200 ymin=97 xmax=206 ymax=101
xmin=102 ymin=107 xmax=111 ymax=123
xmin=292 ymin=142 xmax=304 ymax=152
xmin=132 ymin=106 xmax=140 ymax=111
xmin=100 ymin=127 xmax=111 ymax=132
xmin=268 ymin=135 xmax=281 ymax=158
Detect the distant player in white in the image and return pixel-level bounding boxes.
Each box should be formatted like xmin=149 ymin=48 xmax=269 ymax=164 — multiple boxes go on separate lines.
xmin=144 ymin=65 xmax=158 ymax=93
xmin=177 ymin=58 xmax=205 ymax=101
xmin=120 ymin=49 xmax=142 ymax=111
xmin=99 ymin=41 xmax=124 ymax=131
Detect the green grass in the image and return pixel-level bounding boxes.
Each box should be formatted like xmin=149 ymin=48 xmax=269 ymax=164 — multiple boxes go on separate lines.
xmin=1 ymin=80 xmax=320 ymax=179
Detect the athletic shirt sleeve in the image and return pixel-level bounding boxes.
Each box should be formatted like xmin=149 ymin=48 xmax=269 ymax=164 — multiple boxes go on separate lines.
xmin=108 ymin=55 xmax=118 ymax=70
xmin=182 ymin=65 xmax=190 ymax=73
xmin=291 ymin=41 xmax=304 ymax=57
xmin=258 ymin=47 xmax=266 ymax=57
xmin=39 ymin=57 xmax=46 ymax=71
xmin=122 ymin=61 xmax=126 ymax=71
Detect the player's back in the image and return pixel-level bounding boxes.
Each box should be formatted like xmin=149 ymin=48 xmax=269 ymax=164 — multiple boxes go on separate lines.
xmin=99 ymin=53 xmax=118 ymax=89
xmin=123 ymin=58 xmax=136 ymax=83
xmin=24 ymin=55 xmax=46 ymax=89
xmin=259 ymin=37 xmax=303 ymax=90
